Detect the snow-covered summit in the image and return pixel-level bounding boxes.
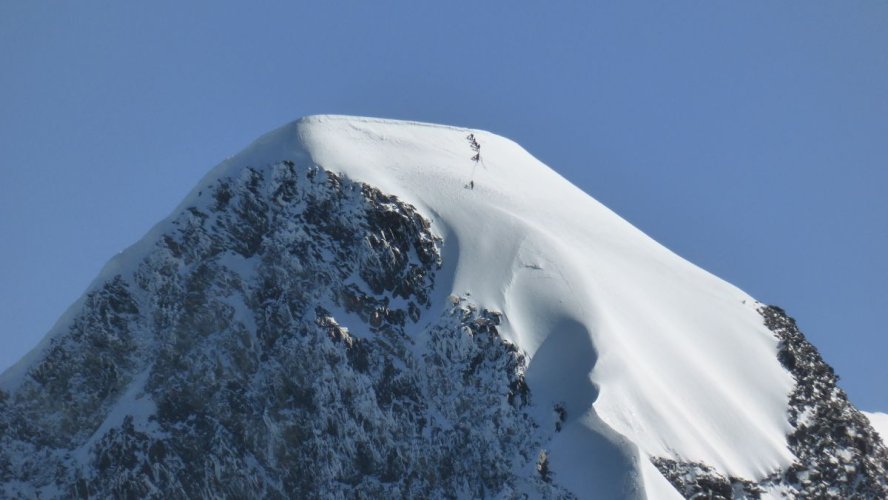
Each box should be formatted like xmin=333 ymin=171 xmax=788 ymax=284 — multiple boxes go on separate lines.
xmin=283 ymin=115 xmax=794 ymax=471
xmin=169 ymin=114 xmax=796 ymax=479
xmin=1 ymin=115 xmax=885 ymax=498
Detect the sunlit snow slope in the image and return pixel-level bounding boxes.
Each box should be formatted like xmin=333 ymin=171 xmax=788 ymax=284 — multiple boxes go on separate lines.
xmin=864 ymin=412 xmax=888 ymax=442
xmin=2 ymin=115 xmax=817 ymax=497
xmin=187 ymin=115 xmax=794 ymax=486
xmin=302 ymin=115 xmax=794 ymax=475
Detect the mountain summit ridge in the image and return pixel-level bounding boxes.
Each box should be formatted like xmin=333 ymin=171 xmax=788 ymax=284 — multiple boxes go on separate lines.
xmin=1 ymin=116 xmax=885 ymax=498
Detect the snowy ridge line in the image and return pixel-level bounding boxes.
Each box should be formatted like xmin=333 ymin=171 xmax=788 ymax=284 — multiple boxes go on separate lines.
xmin=300 ymin=114 xmax=481 ymax=134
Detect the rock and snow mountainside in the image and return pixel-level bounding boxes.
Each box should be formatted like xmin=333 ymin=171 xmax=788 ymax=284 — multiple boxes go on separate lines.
xmin=0 ymin=115 xmax=886 ymax=498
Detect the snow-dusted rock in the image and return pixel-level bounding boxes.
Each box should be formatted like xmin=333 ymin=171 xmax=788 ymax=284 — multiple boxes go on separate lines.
xmin=1 ymin=116 xmax=885 ymax=498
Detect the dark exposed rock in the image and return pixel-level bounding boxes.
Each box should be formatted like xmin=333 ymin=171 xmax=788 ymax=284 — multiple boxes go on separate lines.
xmin=652 ymin=457 xmax=761 ymax=499
xmin=554 ymin=404 xmax=567 ymax=432
xmin=757 ymin=305 xmax=888 ymax=498
xmin=537 ymin=450 xmax=552 ymax=483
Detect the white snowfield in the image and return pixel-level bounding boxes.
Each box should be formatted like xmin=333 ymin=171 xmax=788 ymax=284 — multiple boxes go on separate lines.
xmin=863 ymin=412 xmax=888 ymax=442
xmin=3 ymin=115 xmax=805 ymax=497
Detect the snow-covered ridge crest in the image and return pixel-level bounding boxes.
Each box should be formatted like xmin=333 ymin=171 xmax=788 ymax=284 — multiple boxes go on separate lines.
xmin=287 ymin=115 xmax=796 ymax=479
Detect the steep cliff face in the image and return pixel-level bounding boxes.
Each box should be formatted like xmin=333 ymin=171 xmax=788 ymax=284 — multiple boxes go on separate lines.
xmin=1 ymin=116 xmax=885 ymax=498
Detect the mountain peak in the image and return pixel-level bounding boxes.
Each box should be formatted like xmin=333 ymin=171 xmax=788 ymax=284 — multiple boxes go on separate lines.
xmin=1 ymin=117 xmax=886 ymax=498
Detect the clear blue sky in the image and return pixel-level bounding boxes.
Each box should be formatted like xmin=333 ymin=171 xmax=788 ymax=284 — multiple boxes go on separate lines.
xmin=1 ymin=2 xmax=885 ymax=410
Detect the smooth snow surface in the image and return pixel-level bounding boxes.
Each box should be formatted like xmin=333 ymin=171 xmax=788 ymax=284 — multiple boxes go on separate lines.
xmin=863 ymin=412 xmax=888 ymax=443
xmin=2 ymin=115 xmax=797 ymax=496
